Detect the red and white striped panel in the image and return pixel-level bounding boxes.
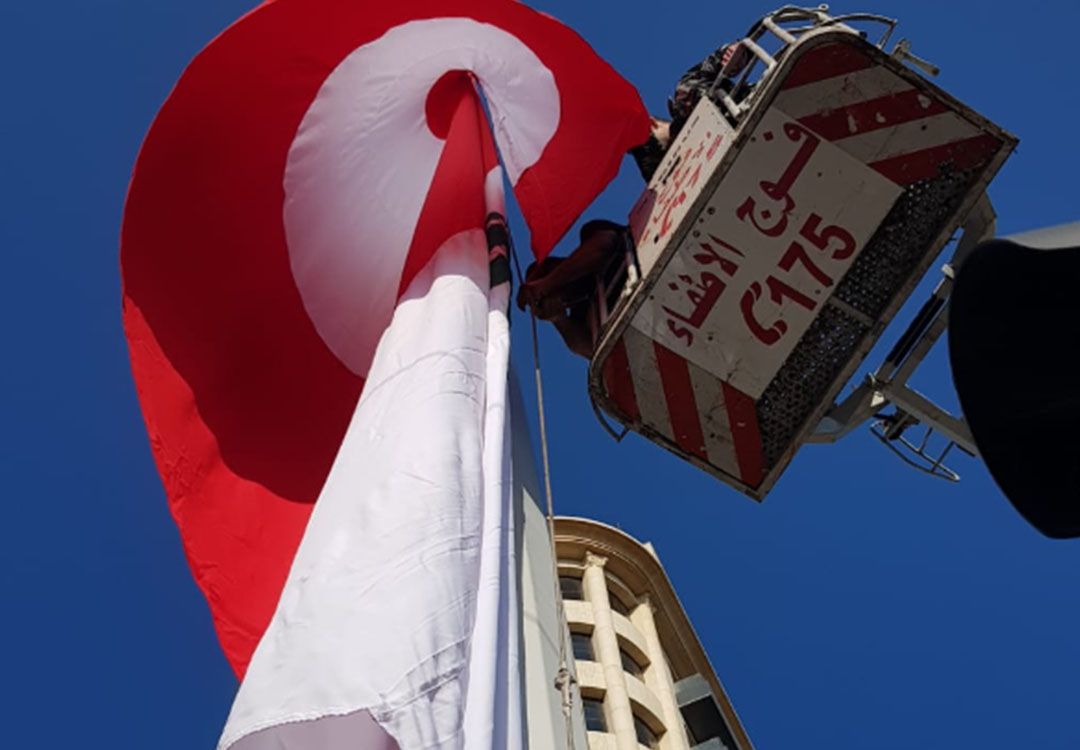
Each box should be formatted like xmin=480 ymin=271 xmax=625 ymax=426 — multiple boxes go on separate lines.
xmin=773 ymin=42 xmax=1002 ymax=186
xmin=602 ymin=41 xmax=1006 ymax=493
xmin=603 ymin=327 xmax=765 ymax=488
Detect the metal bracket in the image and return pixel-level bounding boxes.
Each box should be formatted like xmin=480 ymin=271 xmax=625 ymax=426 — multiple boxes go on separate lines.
xmin=712 ymin=5 xmax=900 ymax=122
xmin=809 ymin=194 xmax=996 ymax=481
xmin=891 ymin=38 xmax=940 ymax=77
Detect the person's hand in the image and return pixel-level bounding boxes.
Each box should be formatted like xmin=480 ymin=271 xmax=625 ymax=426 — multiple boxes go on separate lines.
xmin=533 ymin=296 xmax=565 ymax=321
xmin=516 ymin=281 xmax=538 ymax=311
xmin=517 ymin=282 xmax=565 ymax=321
xmin=650 ymin=117 xmax=672 ymax=149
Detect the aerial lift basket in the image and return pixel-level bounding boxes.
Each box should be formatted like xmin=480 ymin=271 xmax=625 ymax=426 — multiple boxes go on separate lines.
xmin=587 ymin=7 xmax=1017 ymax=500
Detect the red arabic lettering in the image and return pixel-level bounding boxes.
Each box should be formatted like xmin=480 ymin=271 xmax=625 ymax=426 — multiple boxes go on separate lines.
xmin=729 ymin=122 xmax=866 ymax=349
xmin=658 ymin=190 xmax=687 ymax=238
xmin=736 ymin=193 xmax=793 ymax=238
xmin=649 ymin=150 xmax=685 ymax=232
xmin=736 ymin=121 xmax=821 ymax=239
xmin=706 ymin=133 xmax=725 ymax=160
xmin=693 ymin=235 xmax=743 ymax=276
xmin=761 ymin=123 xmax=819 ymax=202
xmin=667 ymin=320 xmax=695 ymax=346
xmin=662 ymin=272 xmax=726 ymax=332
xmin=661 ymin=235 xmax=745 ymax=348
xmin=687 ymin=162 xmax=703 ymax=191
xmin=656 ymin=152 xmax=701 ymax=239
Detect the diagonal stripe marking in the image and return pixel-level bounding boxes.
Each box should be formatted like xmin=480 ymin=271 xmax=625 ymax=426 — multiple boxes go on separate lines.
xmin=722 ymin=382 xmax=765 ymax=487
xmin=687 ymin=363 xmax=741 ymax=478
xmin=654 ymin=343 xmax=708 ymax=461
xmin=603 ymin=337 xmax=640 ymax=423
xmin=623 ymin=327 xmax=674 ymax=441
xmin=869 ymin=132 xmax=1002 ymax=185
xmin=797 ymin=88 xmax=948 ymax=142
xmin=773 ymin=65 xmax=914 ymax=121
xmin=780 ymin=42 xmax=874 ymax=91
xmin=829 ymin=110 xmax=981 ymax=164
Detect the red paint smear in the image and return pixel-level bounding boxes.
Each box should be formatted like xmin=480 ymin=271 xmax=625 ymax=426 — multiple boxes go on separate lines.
xmin=603 ymin=338 xmax=640 ymax=422
xmin=653 ymin=343 xmax=707 ymax=461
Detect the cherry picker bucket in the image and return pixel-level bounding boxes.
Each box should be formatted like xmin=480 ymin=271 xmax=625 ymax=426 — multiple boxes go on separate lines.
xmin=588 ymin=16 xmax=1016 ymax=500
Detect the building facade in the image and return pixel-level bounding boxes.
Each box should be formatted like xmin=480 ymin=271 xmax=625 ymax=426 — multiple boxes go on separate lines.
xmin=554 ymin=518 xmax=752 ymax=750
xmin=510 ymin=378 xmax=752 ymax=750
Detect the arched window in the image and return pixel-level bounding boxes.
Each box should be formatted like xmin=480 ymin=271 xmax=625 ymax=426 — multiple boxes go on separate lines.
xmin=619 ymin=647 xmax=645 ymax=678
xmin=559 ymin=574 xmax=584 ymax=601
xmin=571 ymin=632 xmax=595 ymax=662
xmin=582 ymin=698 xmax=607 ymax=732
xmin=634 ymin=714 xmax=661 ymax=749
xmin=608 ymin=591 xmax=633 ymax=616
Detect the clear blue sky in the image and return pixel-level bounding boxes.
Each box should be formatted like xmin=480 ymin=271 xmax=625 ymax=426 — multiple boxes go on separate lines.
xmin=3 ymin=1 xmax=1079 ymax=748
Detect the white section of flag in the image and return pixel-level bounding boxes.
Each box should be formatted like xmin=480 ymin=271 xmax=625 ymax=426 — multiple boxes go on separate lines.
xmin=460 ymin=171 xmax=521 ymax=750
xmin=219 ymin=174 xmax=517 ymax=750
xmin=283 ymin=18 xmax=558 ymax=378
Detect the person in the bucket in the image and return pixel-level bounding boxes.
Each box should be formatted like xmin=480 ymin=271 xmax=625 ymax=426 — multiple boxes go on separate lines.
xmin=516 ymin=219 xmax=630 ymax=358
xmin=519 ymin=33 xmax=759 ymax=355
xmin=631 ymin=37 xmax=755 ymax=181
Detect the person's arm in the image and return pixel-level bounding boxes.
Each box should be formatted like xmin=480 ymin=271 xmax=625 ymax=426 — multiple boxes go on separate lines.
xmin=549 ymin=311 xmax=596 ymax=359
xmin=526 ymin=229 xmax=619 ymax=297
xmin=519 ymin=225 xmax=626 ymax=311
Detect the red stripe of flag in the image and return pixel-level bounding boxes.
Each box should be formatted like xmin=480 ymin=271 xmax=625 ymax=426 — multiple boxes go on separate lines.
xmin=797 ymin=88 xmax=949 ymax=142
xmin=653 ymin=343 xmax=708 ymax=461
xmin=780 ymin=42 xmax=873 ymax=91
xmin=603 ymin=337 xmax=640 ymax=422
xmin=721 ymin=382 xmax=765 ymax=487
xmin=869 ymin=132 xmax=1002 ymax=185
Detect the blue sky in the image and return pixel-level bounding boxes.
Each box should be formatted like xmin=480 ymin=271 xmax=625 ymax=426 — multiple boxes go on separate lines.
xmin=3 ymin=1 xmax=1079 ymax=748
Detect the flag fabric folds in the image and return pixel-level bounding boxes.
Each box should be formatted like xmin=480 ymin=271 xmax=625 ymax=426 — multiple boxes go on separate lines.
xmin=220 ymin=76 xmax=519 ymax=749
xmin=121 ymin=0 xmax=648 ymax=747
xmin=122 ymin=0 xmax=648 ymax=680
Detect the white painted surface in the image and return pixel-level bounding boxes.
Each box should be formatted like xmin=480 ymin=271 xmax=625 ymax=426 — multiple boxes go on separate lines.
xmin=284 ymin=19 xmax=558 ymax=377
xmin=633 ymin=106 xmax=902 ymax=398
xmin=221 ymin=221 xmax=519 ymax=749
xmin=630 ymin=102 xmax=736 ymax=275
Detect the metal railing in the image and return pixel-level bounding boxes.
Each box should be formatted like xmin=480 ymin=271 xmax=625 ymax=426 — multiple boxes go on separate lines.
xmin=709 ymin=5 xmax=920 ymax=123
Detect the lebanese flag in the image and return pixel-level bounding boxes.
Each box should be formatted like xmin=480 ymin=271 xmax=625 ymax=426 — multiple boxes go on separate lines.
xmin=121 ymin=0 xmax=648 ymax=747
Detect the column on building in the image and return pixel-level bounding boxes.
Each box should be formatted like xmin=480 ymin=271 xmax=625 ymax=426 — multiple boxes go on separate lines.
xmin=632 ymin=595 xmax=689 ymax=750
xmin=582 ymin=552 xmax=639 ymax=750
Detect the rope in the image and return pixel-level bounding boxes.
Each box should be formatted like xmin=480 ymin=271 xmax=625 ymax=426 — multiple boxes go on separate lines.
xmin=510 ymin=239 xmax=578 ymax=750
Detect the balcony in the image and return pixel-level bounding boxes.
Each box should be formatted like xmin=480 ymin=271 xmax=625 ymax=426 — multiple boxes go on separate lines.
xmin=675 ymin=674 xmax=740 ymax=750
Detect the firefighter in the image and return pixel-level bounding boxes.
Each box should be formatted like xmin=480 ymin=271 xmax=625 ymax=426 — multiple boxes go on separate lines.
xmin=631 ymin=37 xmax=756 ymax=181
xmin=520 ymin=33 xmax=760 ymax=355
xmin=516 ymin=219 xmax=630 ymax=358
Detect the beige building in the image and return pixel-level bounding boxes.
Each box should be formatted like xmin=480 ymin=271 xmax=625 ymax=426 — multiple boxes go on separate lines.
xmin=553 ymin=518 xmax=753 ymax=750
xmin=511 ymin=379 xmax=751 ymax=750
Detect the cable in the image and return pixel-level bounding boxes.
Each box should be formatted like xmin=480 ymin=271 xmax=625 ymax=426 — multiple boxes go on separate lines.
xmin=510 ymin=235 xmax=577 ymax=750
